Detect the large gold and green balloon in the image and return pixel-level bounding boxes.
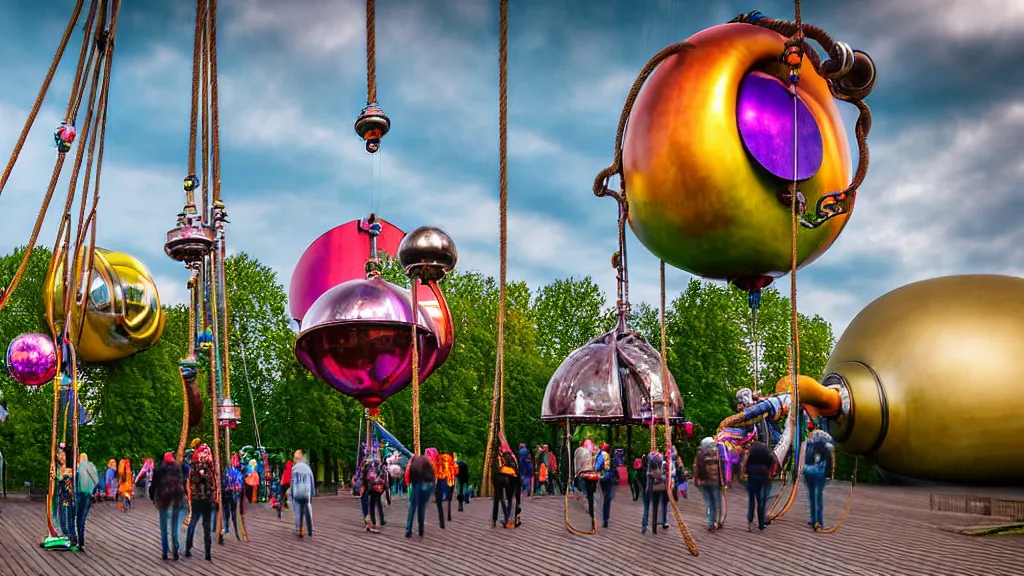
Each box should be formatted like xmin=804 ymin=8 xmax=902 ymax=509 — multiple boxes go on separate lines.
xmin=623 ymin=23 xmax=853 ymax=281
xmin=45 ymin=248 xmax=165 ymax=364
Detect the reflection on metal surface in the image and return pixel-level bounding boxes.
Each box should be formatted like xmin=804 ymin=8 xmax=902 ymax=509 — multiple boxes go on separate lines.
xmin=397 ymin=226 xmax=458 ymax=282
xmin=46 ymin=248 xmax=165 ymax=364
xmin=541 ymin=326 xmax=683 ymax=424
xmin=289 ymin=219 xmax=405 ymax=324
xmin=294 ymin=276 xmax=445 ymax=410
xmin=820 ymin=274 xmax=1024 ymax=485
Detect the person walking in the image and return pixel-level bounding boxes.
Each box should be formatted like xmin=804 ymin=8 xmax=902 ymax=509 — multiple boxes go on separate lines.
xmin=185 ymin=444 xmax=217 ymax=561
xmin=150 ymin=452 xmax=185 ymax=561
xmin=221 ymin=455 xmax=243 ymax=539
xmin=693 ymin=437 xmax=723 ymax=531
xmin=75 ymin=453 xmax=99 ymax=551
xmin=741 ymin=441 xmax=778 ymax=531
xmin=404 ymin=453 xmax=435 ymax=538
xmin=278 ymin=460 xmax=293 ymax=519
xmin=595 ymin=443 xmax=616 ymax=528
xmin=803 ymin=429 xmax=836 ymax=530
xmin=290 ymin=450 xmax=315 ymax=538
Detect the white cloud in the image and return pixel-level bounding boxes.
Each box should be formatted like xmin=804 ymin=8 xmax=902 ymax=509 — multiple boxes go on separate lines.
xmin=2 ymin=0 xmax=1021 ymax=350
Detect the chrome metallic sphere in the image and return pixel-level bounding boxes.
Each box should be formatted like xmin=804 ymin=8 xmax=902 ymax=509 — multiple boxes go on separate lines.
xmin=397 ymin=226 xmax=458 ymax=281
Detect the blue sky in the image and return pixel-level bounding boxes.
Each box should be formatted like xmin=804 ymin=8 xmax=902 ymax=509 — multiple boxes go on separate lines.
xmin=1 ymin=0 xmax=1022 ymax=337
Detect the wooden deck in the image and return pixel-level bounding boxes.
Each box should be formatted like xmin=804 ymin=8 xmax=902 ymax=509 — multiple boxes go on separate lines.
xmin=0 ymin=484 xmax=1021 ymax=576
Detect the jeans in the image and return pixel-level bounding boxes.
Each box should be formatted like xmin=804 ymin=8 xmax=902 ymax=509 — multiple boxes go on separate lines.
xmin=457 ymin=479 xmax=470 ymax=510
xmin=599 ymin=479 xmax=615 ymax=525
xmin=746 ymin=474 xmax=769 ymax=528
xmin=159 ymin=506 xmax=182 ymax=557
xmin=582 ymin=478 xmax=597 ymax=518
xmin=805 ymin=472 xmax=825 ymax=526
xmin=222 ymin=492 xmax=238 ymax=537
xmin=186 ymin=500 xmax=213 ymax=557
xmin=640 ymin=489 xmax=651 ymax=531
xmin=435 ymin=480 xmax=451 ymax=526
xmin=75 ymin=492 xmax=91 ymax=546
xmin=406 ymin=482 xmax=433 ymax=536
xmin=278 ymin=484 xmax=290 ymax=518
xmin=700 ymin=485 xmax=721 ymax=528
xmin=360 ymin=491 xmax=369 ymax=518
xmin=294 ymin=496 xmax=313 ymax=535
xmin=492 ymin=475 xmax=521 ymax=526
xmin=368 ymin=490 xmax=383 ymax=525
xmin=521 ymin=475 xmax=533 ymax=497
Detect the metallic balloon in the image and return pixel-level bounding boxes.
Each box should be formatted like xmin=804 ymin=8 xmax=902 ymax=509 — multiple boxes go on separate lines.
xmin=397 ymin=226 xmax=458 ymax=282
xmin=541 ymin=327 xmax=683 ymax=425
xmin=295 ymin=276 xmax=444 ymax=410
xmin=289 ymin=218 xmax=406 ymax=324
xmin=809 ymin=275 xmax=1024 ymax=485
xmin=5 ymin=333 xmax=58 ymax=387
xmin=45 ymin=248 xmax=165 ymax=364
xmin=623 ymin=23 xmax=852 ymax=281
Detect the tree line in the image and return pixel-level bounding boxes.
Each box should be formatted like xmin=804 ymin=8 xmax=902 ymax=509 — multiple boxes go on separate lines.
xmin=0 ymin=246 xmax=874 ymax=491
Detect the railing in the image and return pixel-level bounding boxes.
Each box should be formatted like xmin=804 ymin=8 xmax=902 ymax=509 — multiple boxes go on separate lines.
xmin=930 ymin=493 xmax=1024 ymax=521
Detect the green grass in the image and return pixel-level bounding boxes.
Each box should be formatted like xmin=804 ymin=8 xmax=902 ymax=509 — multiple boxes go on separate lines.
xmin=960 ymin=522 xmax=1024 ymax=536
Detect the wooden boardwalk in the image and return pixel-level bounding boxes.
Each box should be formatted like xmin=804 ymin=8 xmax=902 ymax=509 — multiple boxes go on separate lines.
xmin=0 ymin=484 xmax=1021 ymax=576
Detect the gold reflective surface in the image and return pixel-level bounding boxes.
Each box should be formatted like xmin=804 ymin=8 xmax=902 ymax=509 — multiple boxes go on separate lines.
xmin=823 ymin=275 xmax=1024 ymax=484
xmin=45 ymin=248 xmax=165 ymax=364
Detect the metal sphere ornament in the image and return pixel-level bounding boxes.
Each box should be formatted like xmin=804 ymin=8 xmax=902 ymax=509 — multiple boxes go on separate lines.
xmin=294 ymin=276 xmax=445 ymax=411
xmin=617 ymin=19 xmax=875 ymax=283
xmin=397 ymin=226 xmax=458 ymax=282
xmin=46 ymin=248 xmax=166 ymax=364
xmin=5 ymin=333 xmax=58 ymax=387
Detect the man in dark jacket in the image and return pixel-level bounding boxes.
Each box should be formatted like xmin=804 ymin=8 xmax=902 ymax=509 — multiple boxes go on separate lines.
xmin=693 ymin=437 xmax=723 ymax=530
xmin=404 ymin=454 xmax=435 ymax=538
xmin=741 ymin=441 xmax=778 ymax=531
xmin=456 ymin=457 xmax=471 ymax=511
xmin=150 ymin=452 xmax=185 ymax=560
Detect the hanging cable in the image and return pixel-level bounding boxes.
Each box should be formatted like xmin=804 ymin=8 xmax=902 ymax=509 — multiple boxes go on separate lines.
xmin=659 ymin=261 xmax=700 ymax=555
xmin=481 ymin=0 xmax=509 ymax=500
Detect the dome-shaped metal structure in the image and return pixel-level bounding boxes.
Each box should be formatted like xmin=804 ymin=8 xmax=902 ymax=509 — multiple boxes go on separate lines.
xmin=541 ymin=326 xmax=684 ymax=425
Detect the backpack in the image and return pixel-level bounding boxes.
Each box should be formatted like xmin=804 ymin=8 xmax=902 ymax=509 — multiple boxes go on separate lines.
xmin=367 ymin=461 xmax=386 ymax=493
xmin=803 ymin=442 xmax=828 ymax=477
xmin=648 ymin=454 xmax=666 ymax=491
xmin=191 ymin=459 xmax=216 ymax=503
xmin=159 ymin=464 xmax=183 ymax=503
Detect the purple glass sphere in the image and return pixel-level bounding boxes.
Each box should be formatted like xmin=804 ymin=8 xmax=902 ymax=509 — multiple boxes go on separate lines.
xmin=6 ymin=333 xmax=58 ymax=387
xmin=736 ymin=71 xmax=823 ymax=181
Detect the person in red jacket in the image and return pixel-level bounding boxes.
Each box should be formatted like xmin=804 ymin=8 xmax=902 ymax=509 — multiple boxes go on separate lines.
xmin=278 ymin=460 xmax=293 ymax=519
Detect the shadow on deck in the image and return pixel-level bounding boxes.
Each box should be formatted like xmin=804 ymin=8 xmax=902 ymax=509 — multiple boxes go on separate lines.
xmin=0 ymin=484 xmax=1021 ymax=576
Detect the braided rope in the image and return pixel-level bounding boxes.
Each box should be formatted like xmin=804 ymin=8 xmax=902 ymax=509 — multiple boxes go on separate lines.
xmin=482 ymin=0 xmax=509 ymax=499
xmin=366 ymin=0 xmax=376 ymax=104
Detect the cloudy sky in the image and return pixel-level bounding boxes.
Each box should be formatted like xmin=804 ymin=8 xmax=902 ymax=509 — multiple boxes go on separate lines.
xmin=0 ymin=0 xmax=1021 ymax=337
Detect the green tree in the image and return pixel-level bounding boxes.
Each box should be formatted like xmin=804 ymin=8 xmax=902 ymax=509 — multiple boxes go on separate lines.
xmin=532 ymin=277 xmax=606 ymax=367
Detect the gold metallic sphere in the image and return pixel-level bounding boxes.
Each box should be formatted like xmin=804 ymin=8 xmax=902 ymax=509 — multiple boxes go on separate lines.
xmin=822 ymin=275 xmax=1024 ymax=485
xmin=45 ymin=248 xmax=165 ymax=364
xmin=397 ymin=226 xmax=458 ymax=282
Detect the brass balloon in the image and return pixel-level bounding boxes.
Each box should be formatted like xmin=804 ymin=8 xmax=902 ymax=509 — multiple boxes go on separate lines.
xmin=45 ymin=248 xmax=165 ymax=364
xmin=819 ymin=275 xmax=1024 ymax=485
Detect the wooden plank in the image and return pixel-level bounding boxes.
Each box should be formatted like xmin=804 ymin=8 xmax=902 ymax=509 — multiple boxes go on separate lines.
xmin=0 ymin=485 xmax=1021 ymax=575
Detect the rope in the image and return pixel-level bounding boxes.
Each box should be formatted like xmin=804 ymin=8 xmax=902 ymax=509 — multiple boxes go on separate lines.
xmin=365 ymin=0 xmax=376 ymax=104
xmin=208 ymin=0 xmax=221 ymax=204
xmin=659 ymin=260 xmax=699 ymax=556
xmin=815 ymin=456 xmax=858 ymax=533
xmin=207 ymin=247 xmax=225 ymax=542
xmin=481 ymin=0 xmax=509 ymax=500
xmin=410 ymin=278 xmax=421 ymax=455
xmin=769 ymin=0 xmax=806 ymax=522
xmin=0 ymin=0 xmax=86 ymax=201
xmin=0 ymin=0 xmax=102 ymax=314
xmin=200 ymin=5 xmax=211 ymax=218
xmin=592 ymin=41 xmax=694 ymax=200
xmin=187 ymin=0 xmax=205 ymax=188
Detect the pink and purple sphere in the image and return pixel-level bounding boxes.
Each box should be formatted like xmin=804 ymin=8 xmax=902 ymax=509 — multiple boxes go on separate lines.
xmin=5 ymin=333 xmax=58 ymax=387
